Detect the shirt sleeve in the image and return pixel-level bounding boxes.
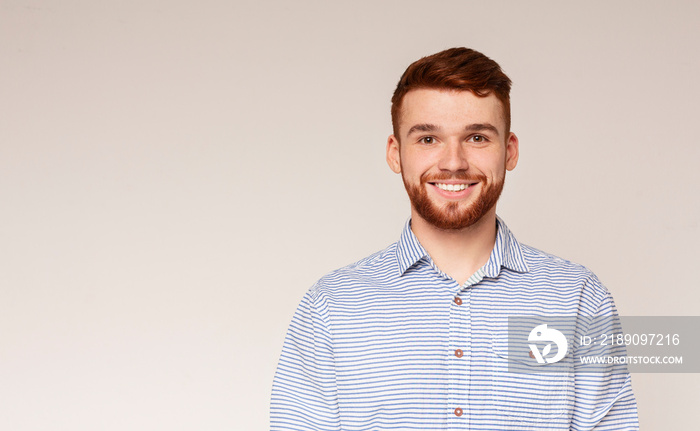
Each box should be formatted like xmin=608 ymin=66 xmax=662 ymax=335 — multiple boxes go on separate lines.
xmin=270 ymin=288 xmax=341 ymax=431
xmin=570 ymin=277 xmax=639 ymax=430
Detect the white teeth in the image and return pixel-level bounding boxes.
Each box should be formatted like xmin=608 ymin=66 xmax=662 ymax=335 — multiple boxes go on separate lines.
xmin=436 ymin=183 xmax=468 ymax=191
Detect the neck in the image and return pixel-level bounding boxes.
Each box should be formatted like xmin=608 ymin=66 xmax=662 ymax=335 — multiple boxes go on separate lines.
xmin=410 ymin=209 xmax=498 ymax=286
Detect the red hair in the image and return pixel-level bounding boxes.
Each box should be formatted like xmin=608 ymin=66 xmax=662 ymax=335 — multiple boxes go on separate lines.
xmin=391 ymin=47 xmax=512 ymax=137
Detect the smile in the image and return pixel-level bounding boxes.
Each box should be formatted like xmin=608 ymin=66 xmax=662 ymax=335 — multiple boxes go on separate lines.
xmin=433 ymin=183 xmax=472 ymax=192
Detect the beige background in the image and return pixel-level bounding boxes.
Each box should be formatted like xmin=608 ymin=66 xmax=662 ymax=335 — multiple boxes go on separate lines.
xmin=1 ymin=0 xmax=698 ymax=429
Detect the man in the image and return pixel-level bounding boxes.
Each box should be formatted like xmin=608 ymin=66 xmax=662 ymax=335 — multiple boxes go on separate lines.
xmin=271 ymin=47 xmax=638 ymax=430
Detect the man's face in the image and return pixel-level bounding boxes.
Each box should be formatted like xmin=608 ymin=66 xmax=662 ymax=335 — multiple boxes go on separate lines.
xmin=386 ymin=88 xmax=519 ymax=230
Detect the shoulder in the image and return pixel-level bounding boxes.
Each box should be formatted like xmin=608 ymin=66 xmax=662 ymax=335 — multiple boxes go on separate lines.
xmin=306 ymin=241 xmax=399 ymax=301
xmin=518 ymin=242 xmax=611 ymax=302
xmin=520 ymin=243 xmax=596 ymax=277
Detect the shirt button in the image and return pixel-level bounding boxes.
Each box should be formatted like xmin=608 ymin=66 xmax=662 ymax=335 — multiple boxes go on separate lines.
xmin=455 ymin=349 xmax=463 ymax=358
xmin=454 ymin=297 xmax=462 ymax=305
xmin=454 ymin=407 xmax=463 ymax=417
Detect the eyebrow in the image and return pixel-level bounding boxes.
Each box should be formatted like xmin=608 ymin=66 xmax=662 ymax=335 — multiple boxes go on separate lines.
xmin=406 ymin=123 xmax=439 ymax=137
xmin=465 ymin=123 xmax=500 ymax=136
xmin=406 ymin=123 xmax=501 ymax=137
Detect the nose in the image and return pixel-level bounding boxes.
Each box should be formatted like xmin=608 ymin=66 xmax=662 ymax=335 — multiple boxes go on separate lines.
xmin=437 ymin=141 xmax=470 ymax=172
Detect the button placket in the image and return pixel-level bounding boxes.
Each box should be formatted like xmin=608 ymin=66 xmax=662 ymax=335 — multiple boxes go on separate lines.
xmin=462 ymin=288 xmax=473 ymax=428
xmin=449 ymin=288 xmax=469 ymax=423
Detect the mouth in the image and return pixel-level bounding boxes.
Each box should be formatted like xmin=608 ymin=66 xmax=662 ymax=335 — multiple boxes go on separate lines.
xmin=428 ymin=181 xmax=478 ymax=193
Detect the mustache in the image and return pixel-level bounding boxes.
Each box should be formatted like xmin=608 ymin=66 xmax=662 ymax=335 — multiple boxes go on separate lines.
xmin=420 ymin=172 xmax=487 ymax=183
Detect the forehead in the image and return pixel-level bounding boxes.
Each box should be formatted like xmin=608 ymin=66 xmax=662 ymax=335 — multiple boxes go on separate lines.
xmin=398 ymin=88 xmax=506 ymax=136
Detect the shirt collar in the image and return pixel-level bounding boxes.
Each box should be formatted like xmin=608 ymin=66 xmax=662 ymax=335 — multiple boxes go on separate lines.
xmin=395 ymin=216 xmax=530 ymax=277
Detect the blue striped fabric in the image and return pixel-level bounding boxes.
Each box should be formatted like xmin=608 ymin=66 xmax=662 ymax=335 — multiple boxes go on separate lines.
xmin=271 ymin=217 xmax=639 ymax=430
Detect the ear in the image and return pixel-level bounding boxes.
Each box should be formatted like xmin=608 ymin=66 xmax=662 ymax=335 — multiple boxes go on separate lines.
xmin=386 ymin=134 xmax=402 ymax=174
xmin=505 ymin=132 xmax=519 ymax=171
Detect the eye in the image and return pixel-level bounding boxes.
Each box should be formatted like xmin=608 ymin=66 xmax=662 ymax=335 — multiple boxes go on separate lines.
xmin=419 ymin=136 xmax=435 ymax=144
xmin=469 ymin=135 xmax=487 ymax=143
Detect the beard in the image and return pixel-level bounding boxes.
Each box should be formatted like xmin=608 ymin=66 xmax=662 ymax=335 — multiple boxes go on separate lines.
xmin=402 ymin=171 xmax=505 ymax=230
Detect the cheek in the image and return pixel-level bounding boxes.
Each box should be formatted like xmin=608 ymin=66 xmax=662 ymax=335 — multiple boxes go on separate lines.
xmin=400 ymin=153 xmax=432 ymax=176
xmin=481 ymin=151 xmax=508 ymax=172
xmin=489 ymin=162 xmax=507 ymax=179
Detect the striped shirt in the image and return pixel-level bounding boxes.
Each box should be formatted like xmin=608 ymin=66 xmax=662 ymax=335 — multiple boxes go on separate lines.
xmin=271 ymin=217 xmax=639 ymax=430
